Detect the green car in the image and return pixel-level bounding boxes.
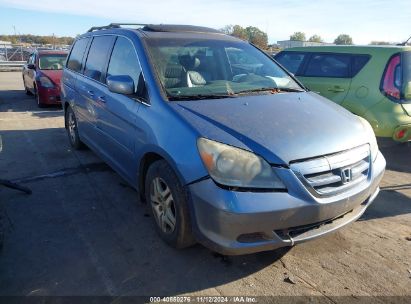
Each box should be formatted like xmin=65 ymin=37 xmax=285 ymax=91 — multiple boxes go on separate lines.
xmin=275 ymin=46 xmax=411 ymax=142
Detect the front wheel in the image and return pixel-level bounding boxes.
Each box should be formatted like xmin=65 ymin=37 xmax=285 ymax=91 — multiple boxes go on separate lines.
xmin=23 ymin=76 xmax=32 ymax=95
xmin=34 ymin=85 xmax=46 ymax=108
xmin=145 ymin=160 xmax=195 ymax=249
xmin=65 ymin=106 xmax=84 ymax=150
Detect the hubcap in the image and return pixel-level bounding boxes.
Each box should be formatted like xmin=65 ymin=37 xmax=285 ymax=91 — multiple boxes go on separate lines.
xmin=68 ymin=112 xmax=76 ymax=144
xmin=150 ymin=177 xmax=176 ymax=234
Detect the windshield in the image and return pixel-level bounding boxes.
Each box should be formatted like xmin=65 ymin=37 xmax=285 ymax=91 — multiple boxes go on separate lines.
xmin=145 ymin=37 xmax=303 ymax=100
xmin=38 ymin=54 xmax=67 ymax=70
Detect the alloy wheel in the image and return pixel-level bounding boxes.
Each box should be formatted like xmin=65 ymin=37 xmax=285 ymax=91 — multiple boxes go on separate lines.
xmin=150 ymin=177 xmax=176 ymax=234
xmin=68 ymin=111 xmax=77 ymax=144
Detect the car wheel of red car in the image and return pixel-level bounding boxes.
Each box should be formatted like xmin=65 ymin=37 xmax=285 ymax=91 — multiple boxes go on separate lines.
xmin=34 ymin=85 xmax=46 ymax=108
xmin=23 ymin=76 xmax=32 ymax=96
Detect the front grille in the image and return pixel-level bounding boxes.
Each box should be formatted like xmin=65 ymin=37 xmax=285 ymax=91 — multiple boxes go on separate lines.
xmin=290 ymin=145 xmax=370 ymax=196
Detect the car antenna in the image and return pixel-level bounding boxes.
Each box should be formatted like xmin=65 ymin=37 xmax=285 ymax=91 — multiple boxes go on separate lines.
xmin=397 ymin=35 xmax=411 ymax=46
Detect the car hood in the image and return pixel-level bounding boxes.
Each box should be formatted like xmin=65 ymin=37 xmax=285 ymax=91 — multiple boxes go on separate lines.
xmin=169 ymin=92 xmax=369 ymax=165
xmin=40 ymin=70 xmax=63 ymax=86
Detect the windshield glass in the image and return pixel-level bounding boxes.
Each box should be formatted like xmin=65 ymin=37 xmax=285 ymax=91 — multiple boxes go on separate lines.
xmin=38 ymin=54 xmax=67 ymax=70
xmin=145 ymin=37 xmax=303 ymax=100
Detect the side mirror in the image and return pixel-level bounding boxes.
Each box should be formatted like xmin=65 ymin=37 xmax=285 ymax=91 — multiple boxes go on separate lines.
xmin=403 ymin=81 xmax=411 ymax=100
xmin=27 ymin=64 xmax=35 ymax=70
xmin=107 ymin=75 xmax=134 ymax=95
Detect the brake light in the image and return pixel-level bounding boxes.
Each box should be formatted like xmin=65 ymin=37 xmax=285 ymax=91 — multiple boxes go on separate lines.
xmin=381 ymin=54 xmax=402 ymax=101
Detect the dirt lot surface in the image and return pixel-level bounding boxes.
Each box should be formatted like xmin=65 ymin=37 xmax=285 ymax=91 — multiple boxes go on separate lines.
xmin=0 ymin=72 xmax=410 ymax=302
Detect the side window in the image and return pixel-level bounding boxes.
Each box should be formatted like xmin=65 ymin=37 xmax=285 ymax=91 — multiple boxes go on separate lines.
xmin=67 ymin=38 xmax=89 ymax=72
xmin=352 ymin=55 xmax=371 ymax=77
xmin=84 ymin=36 xmax=114 ymax=82
xmin=107 ymin=36 xmax=146 ymax=98
xmin=304 ymin=53 xmax=351 ymax=78
xmin=275 ymin=52 xmax=306 ymax=74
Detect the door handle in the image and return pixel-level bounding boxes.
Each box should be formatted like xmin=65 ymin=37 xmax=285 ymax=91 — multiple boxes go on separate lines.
xmin=327 ymin=86 xmax=345 ymax=92
xmin=97 ymin=96 xmax=106 ymax=103
xmin=87 ymin=90 xmax=95 ymax=96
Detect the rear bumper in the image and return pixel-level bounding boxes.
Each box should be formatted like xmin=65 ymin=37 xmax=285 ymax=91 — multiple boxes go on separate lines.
xmin=188 ymin=151 xmax=385 ymax=255
xmin=363 ymin=101 xmax=411 ymax=141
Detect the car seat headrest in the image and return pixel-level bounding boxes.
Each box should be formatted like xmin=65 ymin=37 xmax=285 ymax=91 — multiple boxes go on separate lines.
xmin=178 ymin=55 xmax=200 ymax=70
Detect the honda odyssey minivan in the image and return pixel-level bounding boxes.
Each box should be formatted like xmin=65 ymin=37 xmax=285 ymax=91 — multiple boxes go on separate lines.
xmin=61 ymin=24 xmax=386 ymax=255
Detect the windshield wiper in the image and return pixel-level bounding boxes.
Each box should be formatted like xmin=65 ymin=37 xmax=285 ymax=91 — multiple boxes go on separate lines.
xmin=277 ymin=87 xmax=306 ymax=92
xmin=236 ymin=87 xmax=305 ymax=95
xmin=168 ymin=94 xmax=236 ymax=101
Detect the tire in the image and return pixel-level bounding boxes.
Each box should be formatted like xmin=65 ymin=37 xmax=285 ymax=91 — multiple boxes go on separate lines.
xmin=34 ymin=85 xmax=46 ymax=108
xmin=23 ymin=76 xmax=32 ymax=95
xmin=145 ymin=160 xmax=195 ymax=249
xmin=65 ymin=105 xmax=84 ymax=150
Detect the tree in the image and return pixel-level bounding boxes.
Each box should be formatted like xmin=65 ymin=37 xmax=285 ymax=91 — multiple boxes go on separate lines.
xmin=308 ymin=35 xmax=323 ymax=43
xmin=290 ymin=32 xmax=306 ymax=41
xmin=220 ymin=25 xmax=234 ymax=35
xmin=231 ymin=25 xmax=248 ymax=40
xmin=0 ymin=34 xmax=74 ymax=45
xmin=334 ymin=34 xmax=353 ymax=45
xmin=220 ymin=25 xmax=268 ymax=49
xmin=245 ymin=26 xmax=268 ymax=49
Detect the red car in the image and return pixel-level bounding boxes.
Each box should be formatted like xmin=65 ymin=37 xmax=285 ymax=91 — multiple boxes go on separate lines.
xmin=22 ymin=50 xmax=68 ymax=107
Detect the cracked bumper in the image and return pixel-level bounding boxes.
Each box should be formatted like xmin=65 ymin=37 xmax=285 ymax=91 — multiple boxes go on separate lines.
xmin=188 ymin=151 xmax=386 ymax=255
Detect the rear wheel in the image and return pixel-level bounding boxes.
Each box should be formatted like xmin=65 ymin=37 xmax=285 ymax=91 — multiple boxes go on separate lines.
xmin=65 ymin=106 xmax=84 ymax=149
xmin=145 ymin=160 xmax=195 ymax=249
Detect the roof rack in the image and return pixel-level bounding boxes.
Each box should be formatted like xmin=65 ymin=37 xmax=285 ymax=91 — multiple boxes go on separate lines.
xmin=87 ymin=23 xmax=222 ymax=34
xmin=141 ymin=24 xmax=221 ymax=34
xmin=87 ymin=23 xmax=148 ymax=32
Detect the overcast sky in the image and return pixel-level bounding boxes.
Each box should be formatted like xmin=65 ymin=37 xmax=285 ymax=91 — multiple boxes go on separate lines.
xmin=0 ymin=0 xmax=410 ymax=44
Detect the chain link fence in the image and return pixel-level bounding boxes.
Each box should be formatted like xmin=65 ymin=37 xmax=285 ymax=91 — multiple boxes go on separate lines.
xmin=0 ymin=44 xmax=31 ymax=62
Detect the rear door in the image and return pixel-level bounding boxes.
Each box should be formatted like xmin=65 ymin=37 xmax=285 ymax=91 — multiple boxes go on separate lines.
xmin=25 ymin=53 xmax=36 ymax=91
xmin=95 ymin=36 xmax=145 ymax=180
xmin=22 ymin=54 xmax=32 ymax=89
xmin=298 ymin=53 xmax=352 ymax=104
xmin=76 ymin=35 xmax=115 ymax=146
xmin=63 ymin=37 xmax=91 ymax=135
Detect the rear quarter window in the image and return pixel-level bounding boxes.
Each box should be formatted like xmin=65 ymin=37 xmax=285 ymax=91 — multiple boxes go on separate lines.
xmin=67 ymin=38 xmax=90 ymax=72
xmin=351 ymin=55 xmax=371 ymax=77
xmin=304 ymin=53 xmax=351 ymax=78
xmin=275 ymin=52 xmax=306 ymax=74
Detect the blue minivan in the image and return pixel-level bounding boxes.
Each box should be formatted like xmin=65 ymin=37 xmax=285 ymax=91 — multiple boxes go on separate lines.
xmin=62 ymin=23 xmax=385 ymax=255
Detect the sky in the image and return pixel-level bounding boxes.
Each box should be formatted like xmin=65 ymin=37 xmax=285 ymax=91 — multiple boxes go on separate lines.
xmin=0 ymin=0 xmax=410 ymax=44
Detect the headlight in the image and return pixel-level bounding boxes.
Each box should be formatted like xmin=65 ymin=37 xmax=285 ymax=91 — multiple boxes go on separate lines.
xmin=358 ymin=116 xmax=378 ymax=161
xmin=197 ymin=138 xmax=286 ymax=189
xmin=38 ymin=76 xmax=54 ymax=88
